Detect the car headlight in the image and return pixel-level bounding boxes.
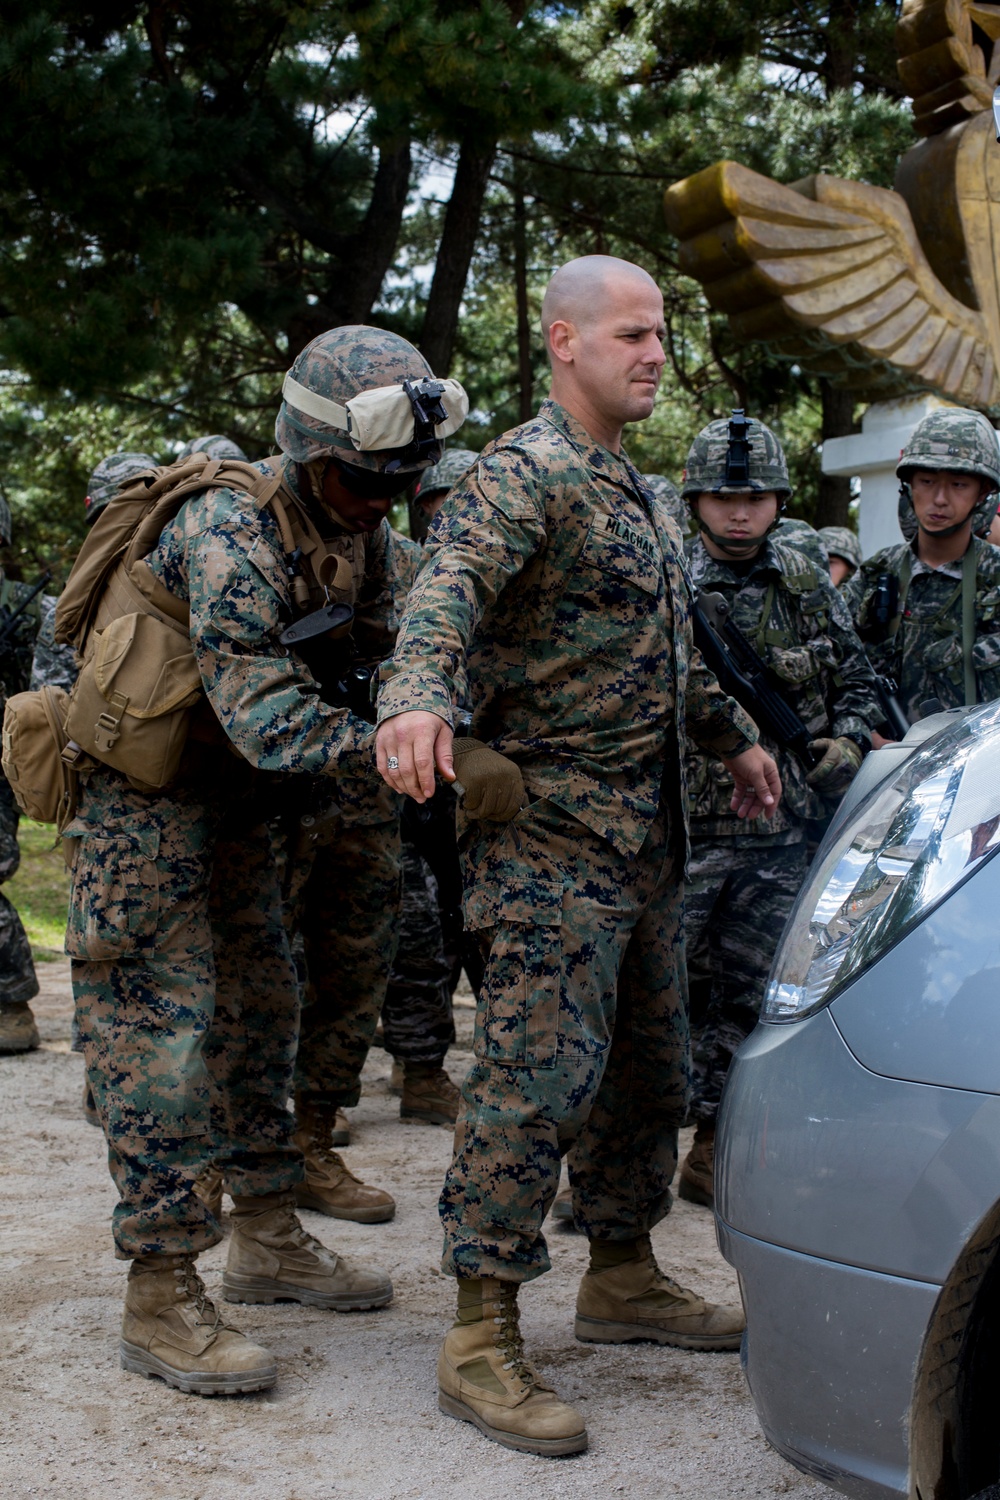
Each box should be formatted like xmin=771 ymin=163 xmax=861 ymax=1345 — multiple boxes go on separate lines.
xmin=763 ymin=701 xmax=1000 ymax=1023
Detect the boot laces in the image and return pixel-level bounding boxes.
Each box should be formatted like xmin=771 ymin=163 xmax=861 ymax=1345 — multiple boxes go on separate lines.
xmin=175 ymin=1260 xmax=227 ymax=1338
xmin=490 ymin=1286 xmax=536 ymax=1386
xmin=306 ymin=1120 xmax=360 ymax=1181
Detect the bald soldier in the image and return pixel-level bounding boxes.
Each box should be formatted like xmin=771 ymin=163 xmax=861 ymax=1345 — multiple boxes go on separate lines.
xmin=375 ymin=255 xmax=780 ymax=1456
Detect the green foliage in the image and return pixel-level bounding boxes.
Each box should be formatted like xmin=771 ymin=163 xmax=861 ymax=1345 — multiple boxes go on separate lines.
xmin=6 ymin=820 xmax=71 ymax=963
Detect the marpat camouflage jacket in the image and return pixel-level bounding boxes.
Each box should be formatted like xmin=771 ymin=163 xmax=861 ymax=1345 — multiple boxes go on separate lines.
xmin=377 ymin=400 xmax=757 ymax=861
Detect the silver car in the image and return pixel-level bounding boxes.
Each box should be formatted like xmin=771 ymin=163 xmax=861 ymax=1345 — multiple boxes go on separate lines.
xmin=717 ymin=700 xmax=1000 ymax=1500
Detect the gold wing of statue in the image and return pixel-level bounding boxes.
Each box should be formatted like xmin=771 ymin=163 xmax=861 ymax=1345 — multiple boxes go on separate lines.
xmin=897 ymin=0 xmax=1000 ymax=135
xmin=663 ymin=159 xmax=1000 ymax=409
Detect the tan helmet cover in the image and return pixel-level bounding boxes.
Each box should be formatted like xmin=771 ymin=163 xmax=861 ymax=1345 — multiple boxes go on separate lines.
xmin=280 ymin=374 xmax=469 ymax=454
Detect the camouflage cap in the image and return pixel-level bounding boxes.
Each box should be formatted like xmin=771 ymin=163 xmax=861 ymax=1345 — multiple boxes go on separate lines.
xmin=275 ymin=324 xmax=447 ymax=472
xmin=85 ymin=451 xmax=159 ymax=524
xmin=817 ymin=525 xmax=862 ymax=572
xmin=682 ymin=416 xmax=791 ymax=499
xmin=414 ymin=448 xmax=480 ymax=501
xmin=897 ymin=408 xmax=1000 ymax=539
xmin=178 ymin=434 xmax=248 ymax=463
xmin=0 ymin=494 xmax=11 ymax=547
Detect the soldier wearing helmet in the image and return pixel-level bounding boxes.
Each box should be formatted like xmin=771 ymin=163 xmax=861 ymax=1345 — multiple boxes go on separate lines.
xmin=64 ymin=325 xmax=468 ymax=1399
xmin=178 ymin=434 xmax=248 ymax=464
xmin=818 ymin=525 xmax=863 ymax=587
xmin=680 ymin=412 xmax=882 ymax=1210
xmin=84 ymin=451 xmax=159 ymax=525
xmin=845 ymin=406 xmax=1000 ymax=727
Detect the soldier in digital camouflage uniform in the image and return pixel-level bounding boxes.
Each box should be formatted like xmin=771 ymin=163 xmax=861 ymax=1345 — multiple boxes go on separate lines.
xmin=375 ymin=256 xmax=782 ymax=1457
xmin=0 ymin=495 xmax=48 ymax=1055
xmin=845 ymin=407 xmax=1000 ymax=729
xmin=818 ymin=525 xmax=863 ymax=589
xmin=680 ymin=416 xmax=881 ymax=1210
xmin=380 ymin=447 xmax=483 ymax=1127
xmin=642 ymin=472 xmax=688 ymax=533
xmin=63 ymin=325 xmax=468 ymax=1396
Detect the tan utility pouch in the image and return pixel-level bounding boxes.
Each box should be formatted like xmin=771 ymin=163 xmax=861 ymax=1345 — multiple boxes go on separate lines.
xmin=2 ymin=685 xmax=79 ymax=828
xmin=65 ymin=607 xmax=202 ymax=792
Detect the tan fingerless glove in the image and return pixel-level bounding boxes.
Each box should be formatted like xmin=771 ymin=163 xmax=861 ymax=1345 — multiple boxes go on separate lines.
xmin=451 ymin=737 xmax=525 ymax=821
xmin=805 ymin=736 xmax=864 ymax=795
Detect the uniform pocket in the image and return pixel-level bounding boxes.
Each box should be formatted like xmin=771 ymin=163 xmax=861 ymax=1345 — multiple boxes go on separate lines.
xmin=468 ymin=875 xmax=564 ymax=1067
xmin=64 ymin=823 xmax=160 ymax=961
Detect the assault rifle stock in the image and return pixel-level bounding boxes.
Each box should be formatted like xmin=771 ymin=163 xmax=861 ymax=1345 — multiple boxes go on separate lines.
xmin=693 ymin=590 xmax=818 ymax=769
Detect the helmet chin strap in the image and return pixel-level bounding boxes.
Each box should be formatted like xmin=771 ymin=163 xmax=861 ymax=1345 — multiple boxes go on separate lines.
xmin=916 ymin=517 xmax=970 ymax=539
xmin=695 ymin=517 xmax=765 ymax=557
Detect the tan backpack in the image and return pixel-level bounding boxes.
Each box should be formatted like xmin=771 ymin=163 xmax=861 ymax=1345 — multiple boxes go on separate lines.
xmin=53 ymin=453 xmax=352 ymax=792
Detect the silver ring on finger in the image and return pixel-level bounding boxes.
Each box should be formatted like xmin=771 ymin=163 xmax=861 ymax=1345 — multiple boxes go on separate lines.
xmin=386 ymin=756 xmax=399 ymax=771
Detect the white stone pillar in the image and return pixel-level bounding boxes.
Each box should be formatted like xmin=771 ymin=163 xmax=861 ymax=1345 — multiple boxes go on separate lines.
xmin=821 ymin=394 xmax=951 ymax=559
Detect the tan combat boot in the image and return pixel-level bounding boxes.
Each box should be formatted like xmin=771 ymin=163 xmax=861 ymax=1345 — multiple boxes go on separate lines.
xmin=400 ymin=1063 xmax=461 ymax=1126
xmin=0 ymin=1002 xmax=39 ymax=1054
xmin=575 ymin=1234 xmax=744 ymax=1351
xmin=388 ymin=1058 xmax=404 ymax=1097
xmin=120 ymin=1253 xmax=276 ymax=1395
xmin=223 ymin=1191 xmax=393 ymax=1310
xmin=292 ymin=1110 xmax=395 ymax=1223
xmin=550 ymin=1186 xmax=575 ymax=1225
xmin=438 ymin=1277 xmax=588 ymax=1457
xmin=678 ymin=1122 xmax=716 ymax=1208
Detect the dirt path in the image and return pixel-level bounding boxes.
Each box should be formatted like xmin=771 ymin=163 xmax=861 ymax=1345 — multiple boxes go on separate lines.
xmin=0 ymin=965 xmax=830 ymax=1500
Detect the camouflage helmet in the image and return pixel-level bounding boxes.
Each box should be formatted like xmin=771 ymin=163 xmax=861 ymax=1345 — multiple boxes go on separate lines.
xmin=817 ymin=525 xmax=862 ymax=573
xmin=897 ymin=407 xmax=1000 ymax=541
xmin=275 ymin=325 xmax=467 ymax=474
xmin=642 ymin=473 xmax=689 ymax=533
xmin=413 ymin=447 xmax=479 ymax=502
xmin=178 ymin=434 xmax=248 ymax=463
xmin=682 ymin=413 xmax=791 ymax=500
xmin=0 ymin=494 xmax=11 ymax=547
xmin=774 ymin=517 xmax=829 ymax=571
xmin=85 ymin=451 xmax=158 ymax=525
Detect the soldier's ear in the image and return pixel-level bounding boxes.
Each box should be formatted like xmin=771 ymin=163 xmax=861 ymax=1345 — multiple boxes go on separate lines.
xmin=547 ymin=320 xmax=577 ymax=366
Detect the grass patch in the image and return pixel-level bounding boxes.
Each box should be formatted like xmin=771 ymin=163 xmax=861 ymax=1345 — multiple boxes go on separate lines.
xmin=6 ymin=819 xmax=70 ymax=963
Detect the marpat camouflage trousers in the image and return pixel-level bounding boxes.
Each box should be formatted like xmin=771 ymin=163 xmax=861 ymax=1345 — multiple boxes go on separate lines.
xmin=0 ymin=775 xmax=39 ymax=1006
xmin=290 ymin=817 xmax=401 ymax=1112
xmin=65 ymin=763 xmax=302 ymax=1259
xmin=685 ymin=834 xmax=809 ymax=1124
xmin=441 ymin=796 xmax=688 ymax=1282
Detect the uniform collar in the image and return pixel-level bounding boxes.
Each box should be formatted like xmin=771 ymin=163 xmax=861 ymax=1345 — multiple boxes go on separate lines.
xmin=537 ymin=399 xmax=637 ymax=491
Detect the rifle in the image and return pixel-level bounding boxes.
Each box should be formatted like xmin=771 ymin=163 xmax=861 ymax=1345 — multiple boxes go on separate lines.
xmin=693 ymin=590 xmax=818 ymax=768
xmin=0 ymin=570 xmax=51 ymax=656
xmin=868 ymin=572 xmax=911 ymax=740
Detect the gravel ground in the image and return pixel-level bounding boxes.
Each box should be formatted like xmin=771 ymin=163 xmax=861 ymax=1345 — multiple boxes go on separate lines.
xmin=0 ymin=963 xmax=833 ymax=1500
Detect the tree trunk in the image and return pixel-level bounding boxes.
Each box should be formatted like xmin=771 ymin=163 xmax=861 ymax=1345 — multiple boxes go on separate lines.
xmin=513 ymin=184 xmax=533 ymax=422
xmin=286 ymin=131 xmax=412 ymax=358
xmin=419 ymin=138 xmax=498 ymax=376
xmin=816 ymin=380 xmax=856 ymax=529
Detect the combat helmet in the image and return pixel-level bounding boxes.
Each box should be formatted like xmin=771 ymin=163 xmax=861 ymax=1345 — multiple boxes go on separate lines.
xmin=178 ymin=434 xmax=248 ymax=463
xmin=0 ymin=494 xmax=11 ymax=547
xmin=683 ymin=411 xmax=790 ymax=556
xmin=275 ymin=325 xmax=468 ymax=476
xmin=85 ymin=451 xmax=158 ymax=525
xmin=897 ymin=407 xmax=1000 ymax=541
xmin=643 ymin=473 xmax=688 ymax=533
xmin=414 ymin=448 xmax=479 ymax=502
xmin=817 ymin=525 xmax=862 ymax=573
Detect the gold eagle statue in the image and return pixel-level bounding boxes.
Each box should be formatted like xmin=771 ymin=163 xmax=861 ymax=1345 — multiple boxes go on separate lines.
xmin=663 ymin=0 xmax=1000 ymax=409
